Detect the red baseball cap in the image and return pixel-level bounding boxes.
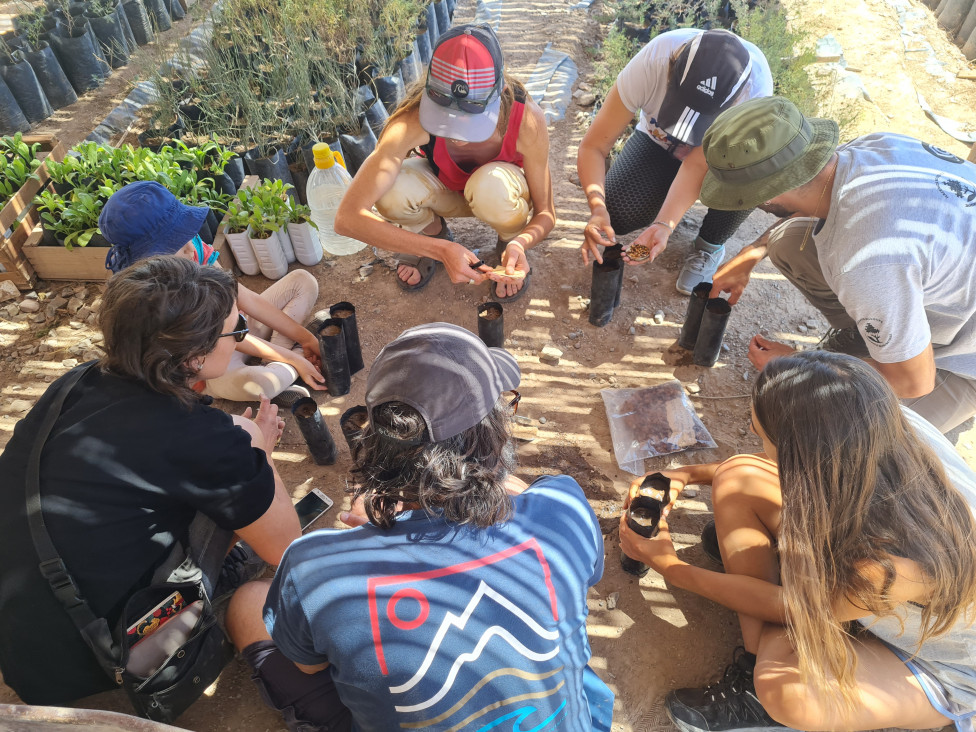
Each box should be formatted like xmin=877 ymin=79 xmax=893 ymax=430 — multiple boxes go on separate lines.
xmin=419 ymin=24 xmax=504 ymax=143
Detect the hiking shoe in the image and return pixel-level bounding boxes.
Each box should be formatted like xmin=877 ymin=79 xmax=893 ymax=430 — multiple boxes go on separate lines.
xmin=700 ymin=521 xmax=723 ymax=566
xmin=306 ymin=309 xmax=331 ymax=336
xmin=213 ymin=542 xmax=268 ymax=601
xmin=667 ymin=648 xmax=792 ymax=732
xmin=272 ymin=383 xmax=311 ymax=409
xmin=677 ymin=246 xmax=726 ymax=296
xmin=816 ymin=327 xmax=871 ymax=358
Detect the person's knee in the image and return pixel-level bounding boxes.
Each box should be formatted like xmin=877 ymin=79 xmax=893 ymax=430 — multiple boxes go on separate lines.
xmin=766 ymin=217 xmax=817 ymax=269
xmin=465 ymin=163 xmax=529 ymax=225
xmin=281 ymin=268 xmax=318 ymax=300
xmin=225 ymin=579 xmax=274 ymax=652
xmin=753 ymin=669 xmax=822 ymax=730
xmin=375 ymin=166 xmax=428 ymax=221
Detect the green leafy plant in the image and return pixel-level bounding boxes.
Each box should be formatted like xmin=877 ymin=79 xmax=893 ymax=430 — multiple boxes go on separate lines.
xmin=286 ymin=200 xmax=316 ymax=227
xmin=247 ymin=178 xmax=293 ymax=236
xmin=0 ymin=132 xmax=43 ymax=207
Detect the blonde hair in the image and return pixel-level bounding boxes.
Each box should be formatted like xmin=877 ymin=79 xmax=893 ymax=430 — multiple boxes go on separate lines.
xmin=753 ymin=351 xmax=976 ymax=714
xmin=383 ymin=72 xmax=528 ymax=140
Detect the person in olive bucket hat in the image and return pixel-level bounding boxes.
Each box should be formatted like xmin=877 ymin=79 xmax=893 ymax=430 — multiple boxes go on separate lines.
xmin=698 ymin=95 xmax=976 ymax=434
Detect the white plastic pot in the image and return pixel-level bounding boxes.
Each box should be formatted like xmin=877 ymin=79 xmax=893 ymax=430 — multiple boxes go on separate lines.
xmin=225 ymin=225 xmax=260 ymax=276
xmin=248 ymin=227 xmax=289 ymax=280
xmin=277 ymin=225 xmax=296 ymax=263
xmin=287 ymin=220 xmax=323 ymax=266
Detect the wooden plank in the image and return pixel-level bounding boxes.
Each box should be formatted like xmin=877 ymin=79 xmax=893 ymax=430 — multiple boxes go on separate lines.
xmin=21 ymin=229 xmax=111 ymax=283
xmin=213 ymin=175 xmax=259 ymax=275
xmin=0 ymin=215 xmax=38 ymax=289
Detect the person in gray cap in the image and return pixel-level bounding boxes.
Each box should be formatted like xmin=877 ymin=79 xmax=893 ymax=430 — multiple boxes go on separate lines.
xmin=224 ymin=323 xmax=614 ymax=731
xmin=700 ymin=95 xmax=976 ymax=433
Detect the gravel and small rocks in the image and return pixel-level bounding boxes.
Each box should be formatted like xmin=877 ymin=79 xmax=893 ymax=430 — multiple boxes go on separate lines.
xmin=540 ymin=345 xmax=563 ymax=366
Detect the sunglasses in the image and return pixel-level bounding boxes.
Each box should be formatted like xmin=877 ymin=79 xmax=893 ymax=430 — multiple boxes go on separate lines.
xmin=219 ymin=313 xmax=249 ymax=343
xmin=425 ymin=74 xmax=501 ymax=115
xmin=508 ymin=390 xmax=521 ymax=414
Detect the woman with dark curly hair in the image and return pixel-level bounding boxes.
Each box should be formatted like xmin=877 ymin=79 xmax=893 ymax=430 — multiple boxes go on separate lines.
xmin=226 ymin=323 xmax=614 ymax=731
xmin=620 ymin=350 xmax=976 ymax=732
xmin=0 ymin=257 xmax=301 ymax=708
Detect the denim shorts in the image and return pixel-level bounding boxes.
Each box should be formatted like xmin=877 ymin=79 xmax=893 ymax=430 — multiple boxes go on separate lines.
xmin=241 ymin=640 xmax=352 ymax=732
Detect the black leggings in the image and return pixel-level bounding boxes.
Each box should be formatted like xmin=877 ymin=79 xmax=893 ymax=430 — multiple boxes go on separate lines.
xmin=604 ymin=129 xmax=752 ymax=245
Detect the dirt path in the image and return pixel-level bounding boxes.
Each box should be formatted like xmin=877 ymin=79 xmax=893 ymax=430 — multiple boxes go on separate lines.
xmin=1 ymin=0 xmax=974 ymax=729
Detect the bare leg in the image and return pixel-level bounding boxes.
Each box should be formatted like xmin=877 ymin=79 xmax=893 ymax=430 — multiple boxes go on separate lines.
xmin=225 ymin=578 xmax=274 ymax=651
xmin=756 ymin=625 xmax=952 ymax=730
xmin=711 ymin=454 xmax=783 ymax=653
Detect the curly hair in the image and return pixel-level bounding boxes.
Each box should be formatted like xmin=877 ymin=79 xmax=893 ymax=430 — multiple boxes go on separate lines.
xmin=98 ymin=256 xmax=238 ymax=407
xmin=351 ymin=400 xmax=516 ymax=529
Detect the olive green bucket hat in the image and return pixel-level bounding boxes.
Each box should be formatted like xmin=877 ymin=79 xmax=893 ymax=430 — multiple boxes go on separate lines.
xmin=700 ymin=96 xmax=839 ymax=211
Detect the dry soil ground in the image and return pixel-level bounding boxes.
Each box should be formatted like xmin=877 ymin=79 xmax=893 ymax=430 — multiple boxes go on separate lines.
xmin=1 ymin=0 xmax=976 ymax=729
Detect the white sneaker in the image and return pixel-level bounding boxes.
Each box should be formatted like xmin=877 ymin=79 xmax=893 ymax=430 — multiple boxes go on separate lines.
xmin=676 ymin=246 xmax=725 ymax=295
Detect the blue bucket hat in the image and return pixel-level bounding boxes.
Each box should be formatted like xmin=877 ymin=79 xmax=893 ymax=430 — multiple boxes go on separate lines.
xmin=100 ymin=181 xmax=209 ymax=273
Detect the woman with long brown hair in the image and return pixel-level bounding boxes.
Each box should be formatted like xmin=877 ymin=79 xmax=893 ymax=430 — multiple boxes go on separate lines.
xmin=334 ymin=23 xmax=553 ymax=301
xmin=619 ymin=350 xmax=976 ymax=731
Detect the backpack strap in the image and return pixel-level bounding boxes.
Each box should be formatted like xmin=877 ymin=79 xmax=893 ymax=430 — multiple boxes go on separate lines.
xmin=24 ymin=363 xmax=125 ymax=683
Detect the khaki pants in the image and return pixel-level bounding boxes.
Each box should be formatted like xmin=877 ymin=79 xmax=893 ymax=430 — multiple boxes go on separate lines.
xmin=766 ymin=217 xmax=976 ymax=433
xmin=205 ymin=269 xmax=319 ymax=402
xmin=375 ymin=158 xmax=532 ymax=241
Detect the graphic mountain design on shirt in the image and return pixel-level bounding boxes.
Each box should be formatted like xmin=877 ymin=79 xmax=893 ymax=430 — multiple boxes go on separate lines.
xmin=365 ymin=539 xmax=567 ymax=731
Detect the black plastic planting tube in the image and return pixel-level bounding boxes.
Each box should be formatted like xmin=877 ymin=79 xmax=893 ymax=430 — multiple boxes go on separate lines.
xmin=122 ymin=0 xmax=153 ymax=45
xmin=339 ymin=405 xmax=368 ymax=455
xmin=0 ymin=75 xmax=29 ymax=135
xmin=588 ymin=245 xmax=624 ymax=328
xmin=329 ymin=302 xmax=364 ymax=375
xmin=693 ymin=298 xmax=732 ymax=368
xmin=20 ymin=42 xmax=77 ymax=110
xmin=0 ymin=56 xmax=53 ymax=124
xmin=291 ymin=398 xmax=338 ymax=466
xmin=374 ymin=73 xmax=405 ymax=114
xmin=433 ymin=0 xmax=450 ymax=36
xmin=678 ymin=281 xmax=712 ymax=351
xmin=620 ymin=472 xmax=670 ymax=577
xmin=318 ymin=318 xmax=351 ymax=397
xmin=415 ymin=30 xmax=432 ymax=66
xmin=477 ymin=302 xmax=504 ymax=349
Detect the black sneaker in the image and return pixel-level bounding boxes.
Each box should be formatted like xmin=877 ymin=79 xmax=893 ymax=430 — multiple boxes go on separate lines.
xmin=816 ymin=327 xmax=870 ymax=358
xmin=666 ymin=648 xmax=792 ymax=732
xmin=213 ymin=542 xmax=268 ymax=601
xmin=272 ymin=383 xmax=311 ymax=409
xmin=700 ymin=520 xmax=723 ymax=566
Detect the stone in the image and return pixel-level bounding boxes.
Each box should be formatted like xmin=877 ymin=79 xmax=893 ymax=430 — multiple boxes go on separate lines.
xmin=45 ymin=304 xmax=58 ymax=319
xmin=797 ymin=324 xmax=808 ymax=333
xmin=577 ymin=92 xmax=596 ymax=107
xmin=77 ymin=306 xmax=92 ymax=320
xmin=609 ymin=347 xmax=615 ymax=352
xmin=539 ymin=417 xmax=547 ymax=424
xmin=683 ymin=488 xmax=699 ymax=498
xmin=18 ymin=299 xmax=39 ymax=313
xmin=628 ymin=326 xmax=636 ymax=335
xmin=805 ymin=319 xmax=818 ymax=329
xmin=9 ymin=399 xmax=32 ymax=413
xmin=608 ymin=376 xmax=617 ymax=385
xmin=739 ymin=428 xmax=748 ymax=436
xmin=83 ymin=349 xmax=103 ymax=361
xmin=743 ymin=372 xmax=751 ymax=380
xmin=539 ymin=345 xmax=562 ymax=366
xmin=24 ymin=291 xmax=38 ymax=300
xmin=574 ymin=342 xmax=582 ymax=350
xmin=606 ymin=592 xmax=619 ymax=610
xmin=3 ymin=304 xmax=18 ymax=317
xmin=578 ymin=81 xmax=591 ymax=91
xmin=627 ymin=276 xmax=638 ymax=284
xmin=32 ymin=314 xmax=46 ymax=323
xmin=48 ymin=295 xmax=67 ymax=309
xmin=722 ymin=343 xmax=730 ymax=352
xmin=67 ymin=297 xmax=84 ymax=314
xmin=567 ymin=332 xmax=578 ymax=340
xmin=686 ymin=383 xmax=701 ymax=395
xmin=59 ymin=285 xmax=75 ymax=298
xmin=0 ymin=280 xmax=19 ymax=303
xmin=90 ymin=297 xmax=102 ymax=311
xmin=69 ymin=321 xmax=85 ymax=330
xmin=86 ymin=313 xmax=97 ymax=324
xmin=62 ymin=358 xmax=79 ymax=368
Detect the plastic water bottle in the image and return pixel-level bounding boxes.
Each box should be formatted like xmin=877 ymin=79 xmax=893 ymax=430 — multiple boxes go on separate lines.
xmin=306 ymin=143 xmax=365 ymax=256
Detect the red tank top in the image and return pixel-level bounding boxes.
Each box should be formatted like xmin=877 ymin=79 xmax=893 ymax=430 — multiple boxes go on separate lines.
xmin=419 ymin=90 xmax=527 ymax=192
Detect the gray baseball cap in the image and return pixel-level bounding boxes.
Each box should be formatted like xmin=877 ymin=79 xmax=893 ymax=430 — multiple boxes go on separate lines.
xmin=366 ymin=322 xmax=520 ymax=442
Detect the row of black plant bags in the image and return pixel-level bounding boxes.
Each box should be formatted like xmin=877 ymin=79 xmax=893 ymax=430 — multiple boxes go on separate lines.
xmin=0 ymin=0 xmax=188 ymax=134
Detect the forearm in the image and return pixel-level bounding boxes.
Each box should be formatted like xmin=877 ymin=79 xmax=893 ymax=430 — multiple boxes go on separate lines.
xmin=508 ymin=207 xmax=554 ymax=251
xmin=667 ymin=561 xmax=786 ymax=624
xmin=578 ymin=143 xmax=610 ymax=215
xmin=237 ymin=287 xmax=314 ymax=350
xmin=670 ymin=462 xmax=722 ymax=487
xmin=238 ymin=334 xmax=302 ymax=366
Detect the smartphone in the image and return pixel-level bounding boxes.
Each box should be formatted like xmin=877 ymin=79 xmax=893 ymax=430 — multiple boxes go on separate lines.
xmin=294 ymin=488 xmax=334 ymax=531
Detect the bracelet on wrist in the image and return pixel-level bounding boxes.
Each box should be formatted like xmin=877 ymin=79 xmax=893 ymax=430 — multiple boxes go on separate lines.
xmin=650 ymin=220 xmax=674 ymax=232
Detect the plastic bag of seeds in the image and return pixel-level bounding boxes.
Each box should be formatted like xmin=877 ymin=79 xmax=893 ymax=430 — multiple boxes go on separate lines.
xmin=600 ymin=381 xmax=716 ymax=475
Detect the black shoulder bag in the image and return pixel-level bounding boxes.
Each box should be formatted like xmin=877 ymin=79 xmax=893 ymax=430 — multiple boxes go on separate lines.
xmin=25 ymin=364 xmax=233 ymax=723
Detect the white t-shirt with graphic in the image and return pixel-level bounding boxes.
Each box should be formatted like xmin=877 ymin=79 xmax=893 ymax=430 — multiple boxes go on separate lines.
xmin=815 ymin=133 xmax=976 ymax=380
xmin=614 ymin=28 xmax=772 ymax=160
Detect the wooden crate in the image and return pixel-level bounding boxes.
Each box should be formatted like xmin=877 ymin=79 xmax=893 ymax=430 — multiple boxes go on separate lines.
xmin=0 ymin=135 xmax=67 ymax=290
xmin=20 ymin=229 xmax=111 ymax=282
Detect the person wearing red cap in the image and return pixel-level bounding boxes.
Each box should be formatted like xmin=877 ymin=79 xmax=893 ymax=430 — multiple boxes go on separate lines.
xmin=577 ymin=28 xmax=772 ymax=309
xmin=334 ymin=24 xmax=554 ymax=302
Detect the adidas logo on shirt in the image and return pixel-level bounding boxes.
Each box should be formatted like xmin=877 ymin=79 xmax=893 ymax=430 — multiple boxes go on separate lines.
xmin=697 ymin=77 xmax=717 ymax=97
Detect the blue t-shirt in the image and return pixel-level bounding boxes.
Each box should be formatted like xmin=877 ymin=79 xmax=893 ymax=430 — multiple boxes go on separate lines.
xmin=265 ymin=475 xmax=605 ymax=731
